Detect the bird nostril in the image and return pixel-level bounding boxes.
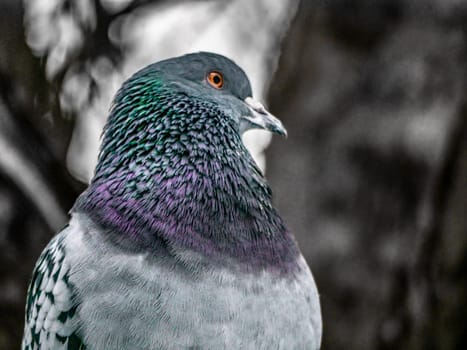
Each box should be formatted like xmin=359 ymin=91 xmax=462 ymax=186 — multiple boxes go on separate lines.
xmin=244 ymin=97 xmax=266 ymax=113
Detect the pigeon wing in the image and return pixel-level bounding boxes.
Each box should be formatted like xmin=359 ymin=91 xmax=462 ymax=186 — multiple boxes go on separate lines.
xmin=22 ymin=231 xmax=85 ymax=350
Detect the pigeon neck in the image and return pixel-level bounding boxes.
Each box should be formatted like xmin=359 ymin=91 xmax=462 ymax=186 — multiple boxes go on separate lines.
xmin=74 ymin=89 xmax=299 ymax=273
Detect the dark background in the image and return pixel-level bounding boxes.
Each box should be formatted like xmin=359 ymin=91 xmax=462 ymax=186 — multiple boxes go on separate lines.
xmin=1 ymin=0 xmax=466 ymax=349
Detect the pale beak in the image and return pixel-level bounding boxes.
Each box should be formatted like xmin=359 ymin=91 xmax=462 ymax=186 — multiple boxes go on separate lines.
xmin=240 ymin=97 xmax=287 ymax=137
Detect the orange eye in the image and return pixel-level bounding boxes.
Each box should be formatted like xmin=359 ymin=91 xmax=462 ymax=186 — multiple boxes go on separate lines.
xmin=207 ymin=71 xmax=224 ymax=89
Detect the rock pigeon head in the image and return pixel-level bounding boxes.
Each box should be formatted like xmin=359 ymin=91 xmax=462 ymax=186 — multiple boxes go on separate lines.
xmin=76 ymin=52 xmax=298 ymax=273
xmin=118 ymin=51 xmax=286 ymax=137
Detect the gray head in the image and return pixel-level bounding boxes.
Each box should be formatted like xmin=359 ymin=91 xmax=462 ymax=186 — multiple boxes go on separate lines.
xmin=128 ymin=51 xmax=287 ymax=136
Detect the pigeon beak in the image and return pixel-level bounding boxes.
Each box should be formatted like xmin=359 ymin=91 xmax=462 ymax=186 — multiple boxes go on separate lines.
xmin=240 ymin=97 xmax=287 ymax=137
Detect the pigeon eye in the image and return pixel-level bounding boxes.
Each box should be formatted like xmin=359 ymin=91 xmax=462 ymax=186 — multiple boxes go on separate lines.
xmin=207 ymin=71 xmax=224 ymax=89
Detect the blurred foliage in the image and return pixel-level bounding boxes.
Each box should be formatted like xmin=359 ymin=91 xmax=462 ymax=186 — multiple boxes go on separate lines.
xmin=267 ymin=1 xmax=467 ymax=349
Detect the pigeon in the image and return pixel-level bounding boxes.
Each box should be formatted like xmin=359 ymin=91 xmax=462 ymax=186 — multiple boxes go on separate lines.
xmin=22 ymin=52 xmax=322 ymax=349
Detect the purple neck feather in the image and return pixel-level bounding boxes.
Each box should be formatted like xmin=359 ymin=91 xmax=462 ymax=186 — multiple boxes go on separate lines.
xmin=75 ymin=151 xmax=299 ymax=273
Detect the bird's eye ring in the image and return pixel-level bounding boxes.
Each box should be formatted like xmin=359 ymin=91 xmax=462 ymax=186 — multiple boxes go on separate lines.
xmin=207 ymin=71 xmax=224 ymax=89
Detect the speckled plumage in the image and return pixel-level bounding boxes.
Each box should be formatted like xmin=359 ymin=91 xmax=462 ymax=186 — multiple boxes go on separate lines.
xmin=22 ymin=52 xmax=322 ymax=349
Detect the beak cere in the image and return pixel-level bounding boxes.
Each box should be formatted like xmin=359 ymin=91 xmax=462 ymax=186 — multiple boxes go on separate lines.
xmin=240 ymin=97 xmax=287 ymax=137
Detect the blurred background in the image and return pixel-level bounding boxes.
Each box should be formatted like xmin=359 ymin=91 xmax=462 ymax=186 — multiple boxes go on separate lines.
xmin=1 ymin=0 xmax=466 ymax=349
